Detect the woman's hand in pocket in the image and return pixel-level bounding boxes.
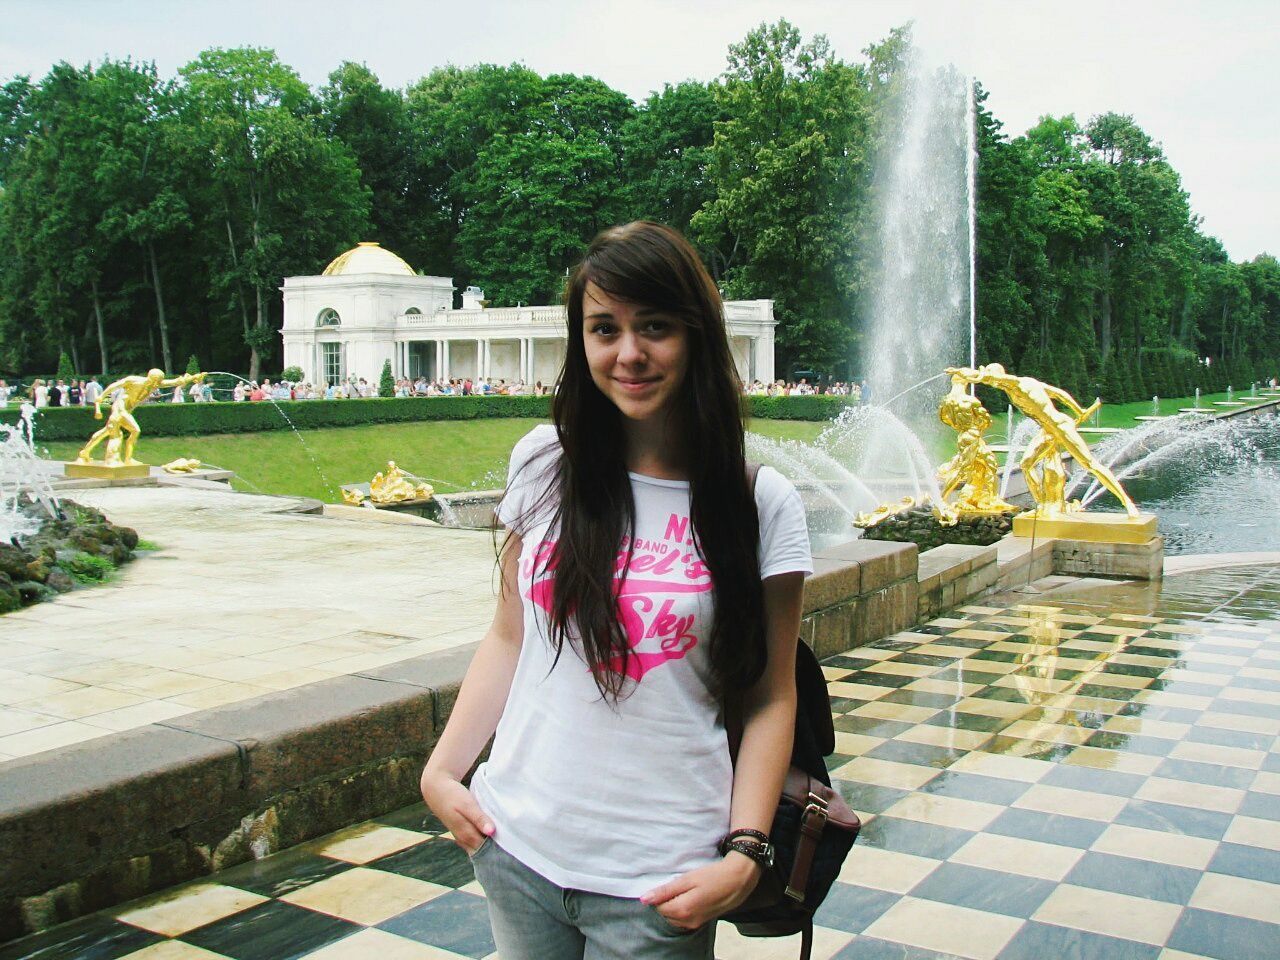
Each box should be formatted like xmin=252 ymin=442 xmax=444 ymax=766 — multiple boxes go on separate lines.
xmin=640 ymin=852 xmax=763 ymax=930
xmin=419 ymin=768 xmax=494 ymax=855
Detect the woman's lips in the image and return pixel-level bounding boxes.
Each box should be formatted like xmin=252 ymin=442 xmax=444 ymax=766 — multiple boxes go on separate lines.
xmin=615 ymin=377 xmax=660 ymax=392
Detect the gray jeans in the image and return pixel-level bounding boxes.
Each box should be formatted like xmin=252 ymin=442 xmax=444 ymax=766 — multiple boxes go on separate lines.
xmin=469 ymin=837 xmax=716 ymax=959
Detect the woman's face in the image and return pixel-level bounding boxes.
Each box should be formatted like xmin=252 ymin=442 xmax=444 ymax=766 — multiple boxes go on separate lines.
xmin=582 ymin=280 xmax=689 ymax=425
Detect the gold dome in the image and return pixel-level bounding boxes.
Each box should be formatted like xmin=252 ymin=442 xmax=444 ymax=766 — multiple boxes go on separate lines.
xmin=322 ymin=242 xmax=415 ymax=277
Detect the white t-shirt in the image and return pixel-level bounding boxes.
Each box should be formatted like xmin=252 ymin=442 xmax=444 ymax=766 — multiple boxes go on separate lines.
xmin=471 ymin=424 xmax=812 ymax=898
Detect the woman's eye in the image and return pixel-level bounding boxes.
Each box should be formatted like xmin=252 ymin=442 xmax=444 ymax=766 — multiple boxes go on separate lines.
xmin=590 ymin=323 xmax=615 ymax=336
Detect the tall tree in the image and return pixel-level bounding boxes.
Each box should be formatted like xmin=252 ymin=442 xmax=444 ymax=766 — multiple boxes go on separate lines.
xmin=320 ymin=62 xmax=412 ymax=260
xmin=176 ymin=47 xmax=370 ymax=379
xmin=620 ymin=81 xmax=722 ymax=234
xmin=456 ymin=73 xmax=635 ymax=304
xmin=693 ymin=19 xmax=871 ymax=372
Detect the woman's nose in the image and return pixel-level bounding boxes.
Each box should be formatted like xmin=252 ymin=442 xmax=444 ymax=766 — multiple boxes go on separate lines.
xmin=617 ymin=332 xmax=646 ymax=365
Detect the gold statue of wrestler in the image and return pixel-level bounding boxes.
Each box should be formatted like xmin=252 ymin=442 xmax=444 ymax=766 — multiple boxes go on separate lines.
xmin=946 ymin=364 xmax=1136 ymax=517
xmin=934 ymin=379 xmax=1018 ymax=523
xmin=75 ymin=369 xmax=206 ymax=467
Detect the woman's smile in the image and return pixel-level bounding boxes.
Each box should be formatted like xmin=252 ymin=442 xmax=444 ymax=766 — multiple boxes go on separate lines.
xmin=615 ymin=375 xmax=660 ymax=391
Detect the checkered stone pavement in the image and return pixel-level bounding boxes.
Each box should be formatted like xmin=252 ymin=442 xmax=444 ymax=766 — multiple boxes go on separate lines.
xmin=3 ymin=564 xmax=1278 ymax=960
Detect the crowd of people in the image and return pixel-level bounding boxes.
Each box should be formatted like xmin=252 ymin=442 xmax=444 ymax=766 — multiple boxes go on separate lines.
xmin=1 ymin=373 xmax=875 ymax=408
xmin=745 ymin=378 xmax=870 ymax=400
xmin=228 ymin=376 xmax=553 ymax=401
xmin=4 ymin=377 xmax=106 ymax=408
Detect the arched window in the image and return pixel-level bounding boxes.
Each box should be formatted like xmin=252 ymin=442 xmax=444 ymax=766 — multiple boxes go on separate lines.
xmin=405 ymin=306 xmax=422 ymax=315
xmin=317 ymin=308 xmax=341 ymax=326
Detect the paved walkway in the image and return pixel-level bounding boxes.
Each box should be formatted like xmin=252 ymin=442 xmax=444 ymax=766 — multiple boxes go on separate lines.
xmin=0 ymin=486 xmax=497 ymax=762
xmin=4 ymin=563 xmax=1277 ymax=959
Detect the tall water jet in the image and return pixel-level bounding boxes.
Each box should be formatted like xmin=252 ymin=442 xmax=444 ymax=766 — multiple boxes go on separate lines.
xmin=861 ymin=42 xmax=975 ymax=428
xmin=965 ymin=74 xmax=977 ymax=371
xmin=1 ymin=406 xmax=60 ymax=542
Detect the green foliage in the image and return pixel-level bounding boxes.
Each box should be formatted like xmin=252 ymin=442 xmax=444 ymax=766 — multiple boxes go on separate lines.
xmin=186 ymin=354 xmax=201 ymax=375
xmin=3 ymin=395 xmax=556 ymax=440
xmin=620 ymin=81 xmax=722 ymax=233
xmin=693 ymin=19 xmax=870 ymax=372
xmin=747 ymin=395 xmax=855 ymax=421
xmin=56 ymin=351 xmax=75 ymax=379
xmin=378 ymin=359 xmax=394 ymax=398
xmin=134 ymin=538 xmax=162 ymax=551
xmin=281 ymin=365 xmax=304 ymax=383
xmin=59 ymin=551 xmax=115 ymax=583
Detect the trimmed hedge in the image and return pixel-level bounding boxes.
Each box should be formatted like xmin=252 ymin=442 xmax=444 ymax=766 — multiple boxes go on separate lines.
xmin=747 ymin=395 xmax=856 ymax=421
xmin=5 ymin=394 xmax=854 ymax=442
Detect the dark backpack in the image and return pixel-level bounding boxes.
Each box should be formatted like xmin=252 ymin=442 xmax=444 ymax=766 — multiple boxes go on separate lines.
xmin=722 ymin=465 xmax=861 ymax=960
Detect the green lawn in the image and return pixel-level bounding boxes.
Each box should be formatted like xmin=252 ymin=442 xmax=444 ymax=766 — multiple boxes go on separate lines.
xmin=1085 ymin=388 xmax=1275 ymax=429
xmin=39 ymin=417 xmax=832 ymax=502
xmin=39 ymin=389 xmax=1273 ymax=502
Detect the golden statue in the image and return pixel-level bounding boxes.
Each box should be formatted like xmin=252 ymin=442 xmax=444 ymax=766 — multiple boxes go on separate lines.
xmin=946 ymin=364 xmax=1156 ymax=544
xmin=853 ymin=495 xmax=916 ymax=529
xmin=162 ymin=458 xmax=202 ymax=474
xmin=946 ymin=364 xmax=1136 ymax=518
xmin=855 ymin=364 xmax=1156 ymax=546
xmin=934 ymin=380 xmax=1018 ymax=522
xmin=68 ymin=369 xmax=206 ymax=479
xmin=343 ymin=461 xmax=434 ymax=506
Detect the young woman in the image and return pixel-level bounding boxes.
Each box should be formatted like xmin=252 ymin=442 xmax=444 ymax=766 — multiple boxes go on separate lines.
xmin=420 ymin=222 xmax=811 ymax=959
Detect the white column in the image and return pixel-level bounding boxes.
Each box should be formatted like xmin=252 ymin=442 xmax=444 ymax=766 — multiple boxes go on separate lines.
xmin=479 ymin=339 xmax=489 ymax=378
xmin=519 ymin=338 xmax=528 ymax=383
xmin=434 ymin=340 xmax=443 ymax=381
xmin=441 ymin=340 xmax=451 ymax=380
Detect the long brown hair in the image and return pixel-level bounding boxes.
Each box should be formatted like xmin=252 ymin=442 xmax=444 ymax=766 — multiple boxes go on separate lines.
xmin=504 ymin=221 xmax=767 ymax=703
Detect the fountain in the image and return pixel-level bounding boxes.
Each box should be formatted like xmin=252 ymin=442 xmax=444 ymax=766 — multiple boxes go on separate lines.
xmin=1134 ymin=395 xmax=1169 ymax=423
xmin=0 ymin=405 xmax=58 ymax=543
xmin=1066 ymin=411 xmax=1280 ymax=554
xmin=1214 ymin=384 xmax=1246 ymax=407
xmin=1078 ymin=394 xmax=1122 ymax=436
xmin=0 ymin=404 xmax=142 ymax=612
xmin=860 ymin=44 xmax=974 ymax=428
xmin=1180 ymin=387 xmax=1211 ymax=414
xmin=851 ymin=365 xmax=1158 ymax=550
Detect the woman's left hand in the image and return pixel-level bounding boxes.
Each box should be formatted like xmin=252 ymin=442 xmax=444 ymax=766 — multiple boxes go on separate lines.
xmin=640 ymin=854 xmax=762 ymax=931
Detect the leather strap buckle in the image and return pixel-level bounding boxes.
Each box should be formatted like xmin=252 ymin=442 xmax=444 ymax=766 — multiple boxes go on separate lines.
xmin=785 ymin=791 xmax=831 ymax=902
xmin=803 ymin=791 xmax=829 ymax=825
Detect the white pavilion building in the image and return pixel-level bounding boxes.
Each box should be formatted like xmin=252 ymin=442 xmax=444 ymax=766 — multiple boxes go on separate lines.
xmin=280 ymin=242 xmax=777 ymax=387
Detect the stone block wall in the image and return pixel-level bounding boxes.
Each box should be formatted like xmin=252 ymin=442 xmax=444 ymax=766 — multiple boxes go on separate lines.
xmin=1053 ymin=536 xmax=1164 ymax=581
xmin=917 ymin=544 xmax=999 ymax=621
xmin=801 ymin=539 xmax=918 ymax=660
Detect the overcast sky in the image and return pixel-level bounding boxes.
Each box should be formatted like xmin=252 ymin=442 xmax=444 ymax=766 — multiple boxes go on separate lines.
xmin=2 ymin=0 xmax=1275 ymax=260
